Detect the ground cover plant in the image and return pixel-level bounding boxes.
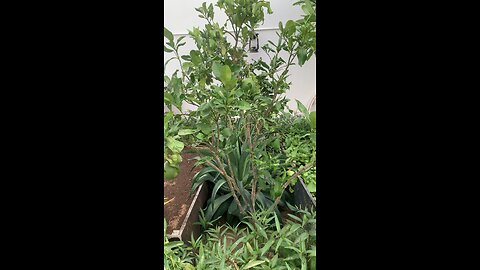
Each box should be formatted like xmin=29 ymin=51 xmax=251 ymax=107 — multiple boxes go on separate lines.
xmin=164 ymin=207 xmax=316 ymax=270
xmin=190 ymin=207 xmax=316 ymax=270
xmin=281 ymin=102 xmax=316 ymax=196
xmin=254 ymin=101 xmax=316 ymax=198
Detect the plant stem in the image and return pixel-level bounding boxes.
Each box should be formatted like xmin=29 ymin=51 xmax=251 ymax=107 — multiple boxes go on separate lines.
xmin=246 ymin=116 xmax=259 ymax=211
xmin=204 ymin=159 xmax=246 ymax=215
xmin=204 ymin=123 xmax=246 ymax=215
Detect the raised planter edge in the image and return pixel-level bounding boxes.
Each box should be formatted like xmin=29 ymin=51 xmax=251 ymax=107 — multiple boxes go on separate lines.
xmin=167 ymin=182 xmax=208 ymax=242
xmin=293 ymin=177 xmax=316 ymax=210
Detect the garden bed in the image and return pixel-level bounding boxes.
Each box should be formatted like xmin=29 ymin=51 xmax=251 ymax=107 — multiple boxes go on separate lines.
xmin=294 ymin=177 xmax=316 ymax=209
xmin=164 ymin=150 xmax=206 ymax=240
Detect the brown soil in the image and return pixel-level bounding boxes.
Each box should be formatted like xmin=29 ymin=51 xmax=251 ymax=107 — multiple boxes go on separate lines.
xmin=164 ymin=150 xmax=202 ymax=235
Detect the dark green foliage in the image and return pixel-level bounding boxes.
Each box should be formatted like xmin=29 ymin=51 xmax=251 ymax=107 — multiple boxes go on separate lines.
xmin=278 ymin=107 xmax=317 ymax=196
xmin=293 ymin=0 xmax=316 ymax=65
xmin=191 ymin=136 xmax=282 ymax=222
xmin=190 ymin=207 xmax=316 ymax=270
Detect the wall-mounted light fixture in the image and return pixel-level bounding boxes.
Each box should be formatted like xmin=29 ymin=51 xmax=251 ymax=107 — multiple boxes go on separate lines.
xmin=249 ymin=33 xmax=259 ymax=53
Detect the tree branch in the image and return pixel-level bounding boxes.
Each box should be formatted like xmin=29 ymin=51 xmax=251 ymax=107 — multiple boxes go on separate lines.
xmin=268 ymin=162 xmax=315 ymax=213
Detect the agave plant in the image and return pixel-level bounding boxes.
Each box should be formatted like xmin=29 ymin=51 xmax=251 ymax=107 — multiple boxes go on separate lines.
xmin=191 ymin=136 xmax=283 ymax=223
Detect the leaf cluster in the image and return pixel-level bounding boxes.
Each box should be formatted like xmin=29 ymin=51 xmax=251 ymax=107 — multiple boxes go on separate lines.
xmin=190 ymin=207 xmax=316 ymax=270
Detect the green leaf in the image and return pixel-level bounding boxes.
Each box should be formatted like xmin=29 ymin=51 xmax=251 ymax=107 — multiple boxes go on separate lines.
xmin=221 ymin=127 xmax=232 ymax=137
xmin=295 ymin=232 xmax=310 ymax=244
xmin=286 ymin=224 xmax=302 ymax=237
xmin=224 ymin=78 xmax=237 ymax=90
xmin=190 ymin=50 xmax=201 ymax=65
xmin=285 ymin=246 xmax=301 ymax=253
xmin=211 ymin=179 xmax=227 ymax=201
xmin=182 ymin=62 xmax=192 ymax=71
xmin=212 ymin=193 xmax=232 ymax=214
xmin=191 ymin=168 xmax=218 ymax=195
xmin=197 ymin=103 xmax=212 ymax=116
xmin=285 ymin=20 xmax=296 ymax=36
xmin=302 ymin=1 xmax=315 ymax=16
xmin=212 ymin=62 xmax=222 ymax=79
xmin=165 ymin=241 xmax=184 ymax=249
xmin=166 ymin=137 xmax=184 ymax=153
xmin=274 ymin=212 xmax=281 ymax=232
xmin=164 ymin=27 xmax=174 ymax=42
xmin=199 ymin=78 xmax=206 ymax=89
xmin=298 ymin=47 xmax=308 ymax=66
xmin=229 ymin=236 xmax=245 ymax=252
xmin=164 ymin=112 xmax=173 ymax=128
xmin=227 ymin=200 xmax=239 ymax=216
xmin=275 ymin=238 xmax=283 ymax=252
xmin=255 ymin=223 xmax=268 ymax=240
xmin=309 ymin=111 xmax=316 ymax=129
xmin=219 ymin=65 xmax=232 ymax=85
xmin=307 ymin=181 xmax=316 ymax=193
xmin=287 ymin=214 xmax=303 ymax=224
xmin=241 ymin=78 xmax=253 ymax=90
xmin=221 ymin=45 xmax=226 ymax=55
xmin=164 ymin=45 xmax=173 ymax=53
xmin=177 ymin=35 xmax=185 ymax=43
xmin=245 ymin=242 xmax=254 ymax=254
xmin=209 ymin=38 xmax=215 ymax=48
xmin=178 ymin=129 xmax=195 ymax=136
xmin=296 ymin=99 xmax=309 ymax=116
xmin=269 ymin=254 xmax=279 ymax=267
xmin=260 ymin=240 xmax=275 ymax=257
xmin=243 ymin=260 xmax=265 ymax=269
xmin=237 ymin=101 xmax=251 ymax=110
xmin=272 ymin=138 xmax=280 ymax=151
xmin=198 ymin=123 xmax=212 ymax=134
xmin=213 ymin=86 xmax=225 ymax=99
xmin=182 ymin=263 xmax=195 ymax=270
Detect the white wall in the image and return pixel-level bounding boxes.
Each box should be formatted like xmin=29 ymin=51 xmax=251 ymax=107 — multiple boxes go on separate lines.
xmin=164 ymin=0 xmax=316 ymax=112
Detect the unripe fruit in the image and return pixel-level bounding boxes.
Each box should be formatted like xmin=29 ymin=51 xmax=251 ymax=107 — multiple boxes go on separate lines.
xmin=164 ymin=163 xmax=179 ymax=180
xmin=171 ymin=153 xmax=182 ymax=164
